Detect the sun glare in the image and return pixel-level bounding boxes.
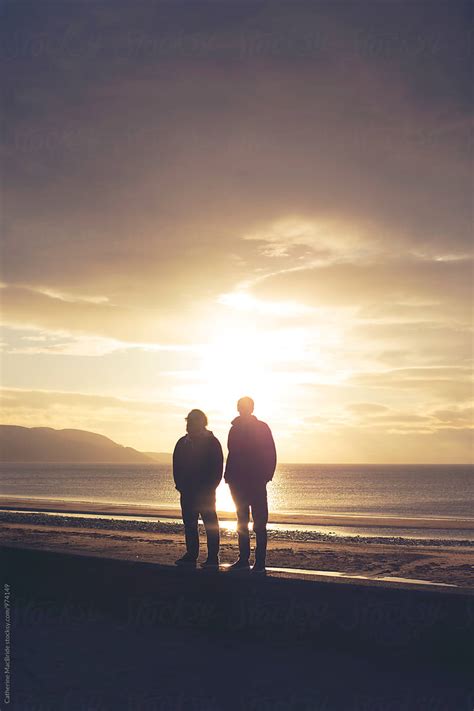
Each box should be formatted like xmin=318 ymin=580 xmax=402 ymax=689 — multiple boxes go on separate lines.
xmin=218 ymin=291 xmax=314 ymax=316
xmin=196 ymin=326 xmax=282 ymax=413
xmin=215 ymin=479 xmax=236 ymax=514
xmin=171 ymin=290 xmax=348 ymax=427
xmin=189 ymin=293 xmax=312 ymax=414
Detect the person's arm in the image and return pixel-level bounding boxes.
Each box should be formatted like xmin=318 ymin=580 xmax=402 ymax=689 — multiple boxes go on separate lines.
xmin=210 ymin=437 xmax=224 ymax=489
xmin=261 ymin=423 xmax=277 ymax=482
xmin=172 ymin=439 xmax=184 ymax=491
xmin=223 ymin=427 xmax=234 ymax=483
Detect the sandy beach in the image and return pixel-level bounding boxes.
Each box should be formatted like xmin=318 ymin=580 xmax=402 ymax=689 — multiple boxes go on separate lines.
xmin=1 ymin=499 xmax=473 ymax=588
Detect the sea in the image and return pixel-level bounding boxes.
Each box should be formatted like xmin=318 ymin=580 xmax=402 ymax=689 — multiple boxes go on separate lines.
xmin=1 ymin=462 xmax=473 ymax=541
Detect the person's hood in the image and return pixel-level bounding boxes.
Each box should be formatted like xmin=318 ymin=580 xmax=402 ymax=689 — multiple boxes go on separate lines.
xmin=231 ymin=415 xmax=258 ymax=427
xmin=185 ymin=429 xmax=214 ymax=441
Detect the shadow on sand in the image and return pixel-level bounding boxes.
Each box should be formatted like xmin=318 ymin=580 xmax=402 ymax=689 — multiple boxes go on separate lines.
xmin=2 ymin=546 xmax=473 ymax=710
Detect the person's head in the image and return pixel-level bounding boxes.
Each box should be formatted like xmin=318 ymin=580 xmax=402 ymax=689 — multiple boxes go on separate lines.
xmin=185 ymin=409 xmax=208 ymax=436
xmin=237 ymin=396 xmax=254 ymax=417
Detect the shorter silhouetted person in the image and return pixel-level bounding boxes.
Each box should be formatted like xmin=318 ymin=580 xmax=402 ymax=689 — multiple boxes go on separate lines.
xmin=173 ymin=409 xmax=223 ymax=569
xmin=224 ymin=396 xmax=276 ymax=573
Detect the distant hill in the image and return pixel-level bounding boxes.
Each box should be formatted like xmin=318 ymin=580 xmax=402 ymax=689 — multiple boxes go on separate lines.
xmin=0 ymin=425 xmax=166 ymax=464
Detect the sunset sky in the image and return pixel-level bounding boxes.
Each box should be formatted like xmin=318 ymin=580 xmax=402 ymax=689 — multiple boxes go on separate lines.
xmin=1 ymin=1 xmax=472 ymax=462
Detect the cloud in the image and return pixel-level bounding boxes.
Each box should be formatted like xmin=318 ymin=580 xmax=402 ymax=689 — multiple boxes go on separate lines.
xmin=0 ymin=388 xmax=161 ymax=412
xmin=253 ymin=256 xmax=473 ymax=320
xmin=0 ymin=284 xmax=215 ymax=345
xmin=290 ymin=423 xmax=474 ymax=463
xmin=2 ymin=3 xmax=471 ymax=314
xmin=345 ymin=401 xmax=473 ymax=433
xmin=348 ymin=367 xmax=473 ymax=402
xmin=347 ymin=402 xmax=390 ymax=414
xmin=430 ymin=406 xmax=474 ymax=427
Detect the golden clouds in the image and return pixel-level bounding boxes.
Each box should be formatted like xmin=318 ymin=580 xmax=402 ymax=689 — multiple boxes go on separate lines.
xmin=1 ymin=2 xmax=472 ymax=460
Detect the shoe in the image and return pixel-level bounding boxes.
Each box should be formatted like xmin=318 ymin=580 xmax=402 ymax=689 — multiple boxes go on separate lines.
xmin=251 ymin=562 xmax=266 ymax=574
xmin=201 ymin=558 xmax=220 ymax=570
xmin=175 ymin=553 xmax=197 ymax=567
xmin=227 ymin=559 xmax=250 ymax=572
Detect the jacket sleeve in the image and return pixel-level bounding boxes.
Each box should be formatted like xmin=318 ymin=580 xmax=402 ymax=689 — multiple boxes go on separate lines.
xmin=172 ymin=439 xmax=184 ymax=491
xmin=209 ymin=437 xmax=224 ymax=489
xmin=223 ymin=427 xmax=234 ymax=482
xmin=261 ymin=423 xmax=277 ymax=482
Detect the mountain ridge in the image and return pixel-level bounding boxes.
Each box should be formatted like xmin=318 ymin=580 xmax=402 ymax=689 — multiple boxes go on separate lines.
xmin=0 ymin=425 xmax=171 ymax=464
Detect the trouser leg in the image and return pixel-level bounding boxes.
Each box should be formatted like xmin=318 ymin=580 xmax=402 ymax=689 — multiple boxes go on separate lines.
xmin=237 ymin=506 xmax=251 ymax=562
xmin=251 ymin=486 xmax=269 ymax=566
xmin=231 ymin=487 xmax=251 ymax=562
xmin=180 ymin=493 xmax=199 ymax=559
xmin=200 ymin=491 xmax=220 ymax=560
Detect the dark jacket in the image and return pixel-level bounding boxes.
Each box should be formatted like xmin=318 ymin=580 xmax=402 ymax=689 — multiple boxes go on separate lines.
xmin=173 ymin=430 xmax=223 ymax=494
xmin=224 ymin=415 xmax=276 ymax=490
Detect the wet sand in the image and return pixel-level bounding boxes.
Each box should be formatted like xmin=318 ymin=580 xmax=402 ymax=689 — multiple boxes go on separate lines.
xmin=2 ymin=494 xmax=473 ymax=529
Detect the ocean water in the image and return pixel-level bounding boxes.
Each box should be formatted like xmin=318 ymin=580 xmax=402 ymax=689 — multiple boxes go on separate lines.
xmin=1 ymin=463 xmax=473 ymax=524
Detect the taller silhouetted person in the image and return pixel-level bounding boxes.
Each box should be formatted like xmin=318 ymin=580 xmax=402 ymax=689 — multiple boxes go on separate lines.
xmin=173 ymin=409 xmax=223 ymax=569
xmin=225 ymin=397 xmax=276 ymax=573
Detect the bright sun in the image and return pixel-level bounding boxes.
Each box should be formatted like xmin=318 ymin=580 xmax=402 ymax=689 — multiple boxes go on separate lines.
xmin=167 ymin=289 xmax=358 ymax=476
xmin=172 ymin=290 xmax=337 ymax=428
xmin=193 ymin=318 xmax=307 ymax=419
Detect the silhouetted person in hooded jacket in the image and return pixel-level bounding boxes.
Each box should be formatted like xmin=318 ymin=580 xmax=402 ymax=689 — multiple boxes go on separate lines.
xmin=173 ymin=409 xmax=223 ymax=568
xmin=225 ymin=397 xmax=276 ymax=573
